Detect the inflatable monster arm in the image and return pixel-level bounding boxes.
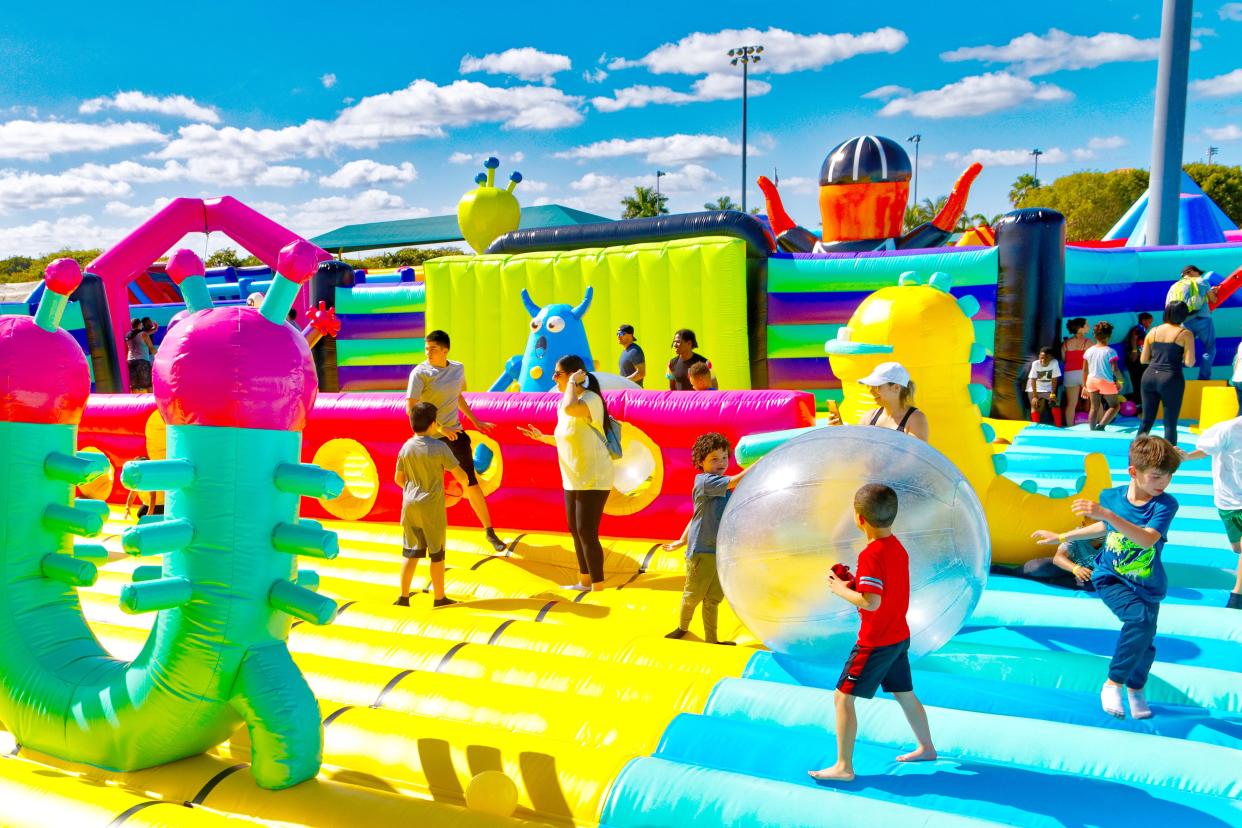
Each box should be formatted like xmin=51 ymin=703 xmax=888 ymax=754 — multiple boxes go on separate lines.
xmin=489 ymin=354 xmax=525 ymax=392
xmin=757 ymin=176 xmax=823 ymax=252
xmin=1209 ymin=264 xmax=1242 ymax=310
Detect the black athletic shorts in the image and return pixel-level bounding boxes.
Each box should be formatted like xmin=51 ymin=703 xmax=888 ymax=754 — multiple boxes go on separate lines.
xmin=837 ymin=637 xmax=913 ymax=699
xmin=440 ymin=432 xmax=478 ymax=487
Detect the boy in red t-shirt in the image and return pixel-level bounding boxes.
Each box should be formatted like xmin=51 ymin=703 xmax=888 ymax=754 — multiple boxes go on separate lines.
xmin=809 ymin=483 xmax=937 ymax=782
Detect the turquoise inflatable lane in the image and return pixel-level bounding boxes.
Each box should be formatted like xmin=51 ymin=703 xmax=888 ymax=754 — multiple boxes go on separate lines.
xmin=604 ymin=422 xmax=1242 ymax=826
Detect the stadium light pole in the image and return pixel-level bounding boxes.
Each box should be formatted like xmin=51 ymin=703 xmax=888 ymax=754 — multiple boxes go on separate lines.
xmin=728 ymin=44 xmax=763 ymax=212
xmin=1030 ymin=148 xmax=1044 ymax=184
xmin=907 ymin=134 xmax=922 ymax=208
xmin=655 ymin=169 xmax=665 ymax=209
xmin=1207 ymin=146 xmax=1219 ymax=165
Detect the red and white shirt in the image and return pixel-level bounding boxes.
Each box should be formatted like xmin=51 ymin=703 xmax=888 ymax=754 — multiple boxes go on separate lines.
xmin=854 ymin=535 xmax=911 ymax=647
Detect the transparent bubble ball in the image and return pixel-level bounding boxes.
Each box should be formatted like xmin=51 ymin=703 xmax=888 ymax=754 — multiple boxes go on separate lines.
xmin=718 ymin=425 xmax=989 ymax=664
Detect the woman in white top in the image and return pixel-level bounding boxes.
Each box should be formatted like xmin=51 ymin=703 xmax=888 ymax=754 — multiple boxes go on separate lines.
xmin=519 ymin=354 xmax=615 ymax=592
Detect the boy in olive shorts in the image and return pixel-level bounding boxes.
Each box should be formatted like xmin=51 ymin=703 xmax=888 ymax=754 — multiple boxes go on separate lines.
xmin=1180 ymin=416 xmax=1242 ymax=609
xmin=407 ymin=329 xmax=506 ymax=552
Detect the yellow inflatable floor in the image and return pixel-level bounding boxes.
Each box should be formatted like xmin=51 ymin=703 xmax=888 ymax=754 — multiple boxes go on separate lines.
xmin=1 ymin=509 xmax=757 ymax=827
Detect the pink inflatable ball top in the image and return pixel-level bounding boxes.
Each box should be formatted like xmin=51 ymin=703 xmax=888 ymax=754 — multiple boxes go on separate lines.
xmin=1119 ymin=400 xmax=1138 ymax=418
xmin=165 ymin=248 xmax=205 ymax=284
xmin=1074 ymin=411 xmax=1090 ymax=425
xmin=44 ymin=257 xmax=83 ymax=296
xmin=0 ymin=316 xmax=90 ymax=425
xmin=153 ymin=305 xmax=316 ymax=432
xmin=277 ymin=239 xmax=329 ymax=286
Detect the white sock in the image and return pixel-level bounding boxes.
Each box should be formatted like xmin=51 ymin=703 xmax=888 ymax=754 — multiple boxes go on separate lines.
xmin=1101 ymin=683 xmax=1125 ymax=718
xmin=1127 ymin=688 xmax=1152 ymax=719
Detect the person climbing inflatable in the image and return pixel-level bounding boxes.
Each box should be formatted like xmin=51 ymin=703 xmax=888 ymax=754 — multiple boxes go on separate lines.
xmin=757 ymin=134 xmax=982 ymax=253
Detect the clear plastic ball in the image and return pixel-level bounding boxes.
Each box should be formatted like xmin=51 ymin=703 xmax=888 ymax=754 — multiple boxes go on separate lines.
xmin=717 ymin=425 xmax=989 ymax=664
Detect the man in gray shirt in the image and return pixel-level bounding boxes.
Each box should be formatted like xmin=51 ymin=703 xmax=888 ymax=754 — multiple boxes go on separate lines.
xmin=407 ymin=329 xmax=506 ymax=552
xmin=617 ymin=324 xmax=646 ymax=386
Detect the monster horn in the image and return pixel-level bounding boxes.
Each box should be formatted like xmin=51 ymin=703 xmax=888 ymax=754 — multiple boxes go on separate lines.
xmin=521 ymin=288 xmax=541 ymax=318
xmin=571 ymin=286 xmax=594 ymax=320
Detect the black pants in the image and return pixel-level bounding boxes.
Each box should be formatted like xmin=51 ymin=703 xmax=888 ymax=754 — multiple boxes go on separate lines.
xmin=1139 ymin=368 xmax=1183 ymax=445
xmin=1128 ymin=363 xmax=1146 ymax=404
xmin=564 ymin=490 xmax=610 ymax=583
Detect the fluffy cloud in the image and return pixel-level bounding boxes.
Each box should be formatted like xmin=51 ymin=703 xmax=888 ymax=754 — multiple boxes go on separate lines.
xmin=0 ymin=119 xmax=165 ymax=161
xmin=321 ymin=73 xmax=337 ymax=89
xmin=583 ymin=68 xmax=608 ymax=84
xmin=944 ymin=147 xmax=1068 ymax=166
xmin=0 ymin=169 xmax=132 ymax=213
xmin=104 ymin=197 xmax=174 ymax=220
xmin=555 ymin=134 xmax=742 ymax=165
xmin=157 ymin=80 xmax=583 ymax=162
xmin=592 ymin=73 xmax=771 ymax=112
xmin=319 ymin=159 xmax=418 ymax=188
xmin=610 ymin=27 xmax=906 ymax=75
xmin=285 ymin=189 xmax=426 ymax=236
xmin=1221 ymin=3 xmax=1242 ymax=21
xmin=62 ymin=157 xmax=307 ymax=188
xmin=559 ymin=163 xmax=721 ymax=216
xmin=1071 ymin=135 xmax=1127 ymax=161
xmin=940 ymin=29 xmax=1186 ymax=76
xmin=878 ymin=72 xmax=1071 ymax=118
xmin=1190 ymin=68 xmax=1242 ymax=98
xmin=448 ymin=150 xmax=525 ymax=165
xmin=861 ymin=85 xmax=911 ymax=100
xmin=459 ymin=48 xmax=571 ymax=84
xmin=0 ymin=215 xmax=128 ymax=258
xmin=1206 ymin=124 xmax=1242 ymax=141
xmin=79 ymin=91 xmax=219 ymax=123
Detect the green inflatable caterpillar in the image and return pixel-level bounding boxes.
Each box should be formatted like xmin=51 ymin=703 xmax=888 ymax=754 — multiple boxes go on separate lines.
xmin=0 ymin=243 xmax=343 ymax=789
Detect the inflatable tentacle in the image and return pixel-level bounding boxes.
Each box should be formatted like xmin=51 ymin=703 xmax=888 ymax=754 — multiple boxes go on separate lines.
xmin=932 ymin=163 xmax=983 ymax=232
xmin=0 ymin=245 xmax=341 ymax=790
xmin=756 ymin=175 xmax=796 ymax=236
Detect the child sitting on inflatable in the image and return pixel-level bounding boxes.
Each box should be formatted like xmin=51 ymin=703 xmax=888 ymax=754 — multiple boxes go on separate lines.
xmin=1032 ymin=436 xmax=1181 ymax=719
xmin=663 ymin=432 xmax=753 ymax=644
xmin=395 ymin=402 xmax=470 ymax=608
xmin=1027 ymin=346 xmax=1063 ymax=426
xmin=810 ymin=483 xmax=936 ymax=782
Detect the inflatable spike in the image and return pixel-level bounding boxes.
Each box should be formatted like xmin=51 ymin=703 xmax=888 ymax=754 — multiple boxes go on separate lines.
xmin=968 ymin=383 xmax=988 ymax=406
xmin=295 ymin=569 xmax=320 ymax=591
xmin=1048 ymin=487 xmax=1069 ymax=499
xmin=957 ymin=294 xmax=981 ymax=319
xmin=42 ymin=503 xmax=104 ymax=537
xmin=272 ymin=521 xmax=340 ymax=559
xmin=969 ymin=343 xmax=989 ymax=365
xmin=120 ymin=577 xmax=192 ymax=614
xmin=1075 ymin=475 xmax=1087 ymax=491
xmin=274 ymin=463 xmax=344 ymax=499
xmin=929 ymin=271 xmax=953 ymax=291
xmin=980 ymin=423 xmax=996 ymax=443
xmin=269 ymin=579 xmax=337 ymax=625
xmin=121 ymin=458 xmax=195 ymax=491
xmin=43 ymin=451 xmax=108 ymax=485
xmin=72 ymin=542 xmax=108 ymax=560
xmin=898 ymin=271 xmax=921 ymax=286
xmin=131 ymin=565 xmax=162 ymax=582
xmin=992 ymin=455 xmax=1008 ymax=474
xmin=1020 ymin=479 xmax=1039 ymax=493
xmin=41 ymin=553 xmax=97 ymax=587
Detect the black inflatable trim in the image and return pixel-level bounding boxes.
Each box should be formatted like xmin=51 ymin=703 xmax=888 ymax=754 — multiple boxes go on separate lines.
xmin=74 ymin=272 xmax=121 ymax=393
xmin=308 ymin=259 xmax=355 ymax=393
xmin=485 ymin=210 xmax=773 ymax=259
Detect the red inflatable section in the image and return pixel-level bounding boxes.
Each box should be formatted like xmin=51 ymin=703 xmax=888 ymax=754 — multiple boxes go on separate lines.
xmin=79 ymin=390 xmax=816 ymax=539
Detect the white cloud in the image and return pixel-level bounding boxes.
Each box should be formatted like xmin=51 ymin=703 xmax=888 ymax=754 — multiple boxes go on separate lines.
xmin=555 ymin=134 xmax=742 ymax=165
xmin=1070 ymin=135 xmax=1127 ymax=161
xmin=1221 ymin=3 xmax=1242 ymax=21
xmin=0 ymin=119 xmax=165 ymax=160
xmin=1190 ymin=68 xmax=1242 ymax=98
xmin=862 ymin=84 xmax=912 ymax=100
xmin=0 ymin=215 xmax=128 ymax=258
xmin=1206 ymin=124 xmax=1242 ymax=141
xmin=0 ymin=168 xmax=131 ymax=213
xmin=62 ymin=157 xmax=307 ymax=188
xmin=287 ymin=189 xmax=427 ymax=236
xmin=559 ymin=163 xmax=721 ymax=216
xmin=79 ymin=91 xmax=219 ymax=123
xmin=583 ymin=68 xmax=609 ymax=84
xmin=321 ymin=73 xmax=337 ymax=89
xmin=459 ymin=48 xmax=571 ymax=84
xmin=878 ymin=72 xmax=1071 ymax=118
xmin=1194 ymin=27 xmax=1218 ymax=36
xmin=104 ymin=197 xmax=174 ymax=219
xmin=319 ymin=159 xmax=418 ymax=188
xmin=611 ymin=27 xmax=907 ymax=75
xmin=448 ymin=150 xmax=525 ymax=165
xmin=448 ymin=152 xmax=474 ymax=164
xmin=156 ymin=79 xmax=582 ymax=162
xmin=939 ymin=29 xmax=1193 ymax=76
xmin=773 ymin=176 xmax=816 ymax=195
xmin=592 ymin=73 xmax=771 ymax=112
xmin=944 ymin=147 xmax=1068 ymax=166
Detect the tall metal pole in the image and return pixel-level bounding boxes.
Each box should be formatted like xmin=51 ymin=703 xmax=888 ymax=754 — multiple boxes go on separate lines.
xmin=1031 ymin=148 xmax=1043 ymax=183
xmin=741 ymin=58 xmax=748 ymax=213
xmin=1146 ymin=0 xmax=1194 ymax=246
xmin=907 ymin=134 xmax=921 ymax=208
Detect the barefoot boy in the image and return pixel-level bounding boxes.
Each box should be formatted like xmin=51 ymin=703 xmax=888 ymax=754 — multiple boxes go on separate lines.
xmin=395 ymin=402 xmax=469 ymax=608
xmin=1032 ymin=435 xmax=1180 ymax=718
xmin=810 ymin=484 xmax=936 ymax=782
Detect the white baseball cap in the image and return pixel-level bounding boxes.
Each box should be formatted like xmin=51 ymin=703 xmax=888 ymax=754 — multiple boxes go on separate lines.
xmin=858 ymin=361 xmax=911 ymax=387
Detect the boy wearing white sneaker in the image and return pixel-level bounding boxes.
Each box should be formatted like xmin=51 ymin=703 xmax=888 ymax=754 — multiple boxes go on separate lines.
xmin=1033 ymin=436 xmax=1180 ymax=720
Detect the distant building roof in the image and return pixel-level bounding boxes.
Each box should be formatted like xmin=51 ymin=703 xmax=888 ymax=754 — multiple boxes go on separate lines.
xmin=310 ymin=203 xmax=613 ymax=253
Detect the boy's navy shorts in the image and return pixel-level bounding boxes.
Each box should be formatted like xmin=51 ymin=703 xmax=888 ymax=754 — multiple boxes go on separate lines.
xmin=837 ymin=637 xmax=913 ymax=699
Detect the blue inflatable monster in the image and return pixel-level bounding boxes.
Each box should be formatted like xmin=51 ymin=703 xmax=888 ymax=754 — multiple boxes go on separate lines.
xmin=489 ymin=287 xmax=594 ymax=392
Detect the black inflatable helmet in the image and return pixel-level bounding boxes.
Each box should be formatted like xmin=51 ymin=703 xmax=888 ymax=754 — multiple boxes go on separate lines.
xmin=819 ymin=135 xmax=913 ymax=186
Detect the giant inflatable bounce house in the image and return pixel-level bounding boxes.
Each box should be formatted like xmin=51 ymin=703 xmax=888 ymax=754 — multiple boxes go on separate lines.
xmin=2 ymin=140 xmax=1242 ymax=827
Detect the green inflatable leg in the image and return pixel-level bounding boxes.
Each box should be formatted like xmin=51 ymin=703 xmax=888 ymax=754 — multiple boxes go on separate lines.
xmin=231 ymin=644 xmax=324 ymax=790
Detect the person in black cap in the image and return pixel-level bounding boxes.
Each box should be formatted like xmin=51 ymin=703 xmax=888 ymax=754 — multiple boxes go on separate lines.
xmin=617 ymin=324 xmax=646 ymax=386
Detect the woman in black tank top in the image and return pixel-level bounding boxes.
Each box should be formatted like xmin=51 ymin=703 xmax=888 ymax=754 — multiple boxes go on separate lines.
xmin=1139 ymin=301 xmax=1196 ymax=445
xmin=829 ymin=361 xmax=929 ymax=442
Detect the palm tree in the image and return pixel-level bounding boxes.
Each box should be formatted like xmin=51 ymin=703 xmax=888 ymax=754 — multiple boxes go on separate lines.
xmin=704 ymin=196 xmax=740 ymax=211
xmin=1009 ymin=173 xmax=1040 ymax=208
xmin=904 ymin=196 xmax=948 ymax=231
xmin=956 ymin=212 xmax=991 ymax=232
xmin=621 ymin=186 xmax=669 ymax=219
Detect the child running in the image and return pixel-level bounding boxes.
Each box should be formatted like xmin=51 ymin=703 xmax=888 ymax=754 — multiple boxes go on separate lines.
xmin=810 ymin=484 xmax=936 ymax=782
xmin=395 ymin=402 xmax=470 ymax=608
xmin=1032 ymin=436 xmax=1180 ymax=718
xmin=1084 ymin=322 xmax=1123 ymax=431
xmin=1178 ymin=417 xmax=1242 ymax=609
xmin=663 ymin=432 xmax=752 ymax=645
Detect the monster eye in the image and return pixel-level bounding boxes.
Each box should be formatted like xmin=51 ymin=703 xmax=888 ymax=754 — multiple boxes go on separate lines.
xmin=530 ymin=318 xmax=542 ymax=332
xmin=545 ymin=316 xmax=565 ymax=333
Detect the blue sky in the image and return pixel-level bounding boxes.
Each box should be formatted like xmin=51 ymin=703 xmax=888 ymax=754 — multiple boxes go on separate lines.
xmin=0 ymin=0 xmax=1240 ymax=258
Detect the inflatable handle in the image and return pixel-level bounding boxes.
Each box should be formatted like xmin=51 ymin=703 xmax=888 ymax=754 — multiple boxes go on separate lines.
xmin=1209 ymin=264 xmax=1242 ymax=310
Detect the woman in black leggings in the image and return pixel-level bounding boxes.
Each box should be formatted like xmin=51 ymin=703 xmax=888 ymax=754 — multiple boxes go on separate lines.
xmin=518 ymin=355 xmax=616 ymax=592
xmin=1139 ymin=301 xmax=1197 ymax=445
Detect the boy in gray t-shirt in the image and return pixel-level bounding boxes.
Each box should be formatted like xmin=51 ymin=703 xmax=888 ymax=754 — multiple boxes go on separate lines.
xmin=406 ymin=329 xmax=506 ymax=552
xmin=396 ymin=402 xmax=469 ymax=608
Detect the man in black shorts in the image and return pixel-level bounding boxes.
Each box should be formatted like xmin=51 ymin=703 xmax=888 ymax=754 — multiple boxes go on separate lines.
xmin=406 ymin=330 xmax=506 ymax=552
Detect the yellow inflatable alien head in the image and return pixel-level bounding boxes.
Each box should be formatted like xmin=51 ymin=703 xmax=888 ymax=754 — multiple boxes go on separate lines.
xmin=457 ymin=156 xmax=522 ymax=253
